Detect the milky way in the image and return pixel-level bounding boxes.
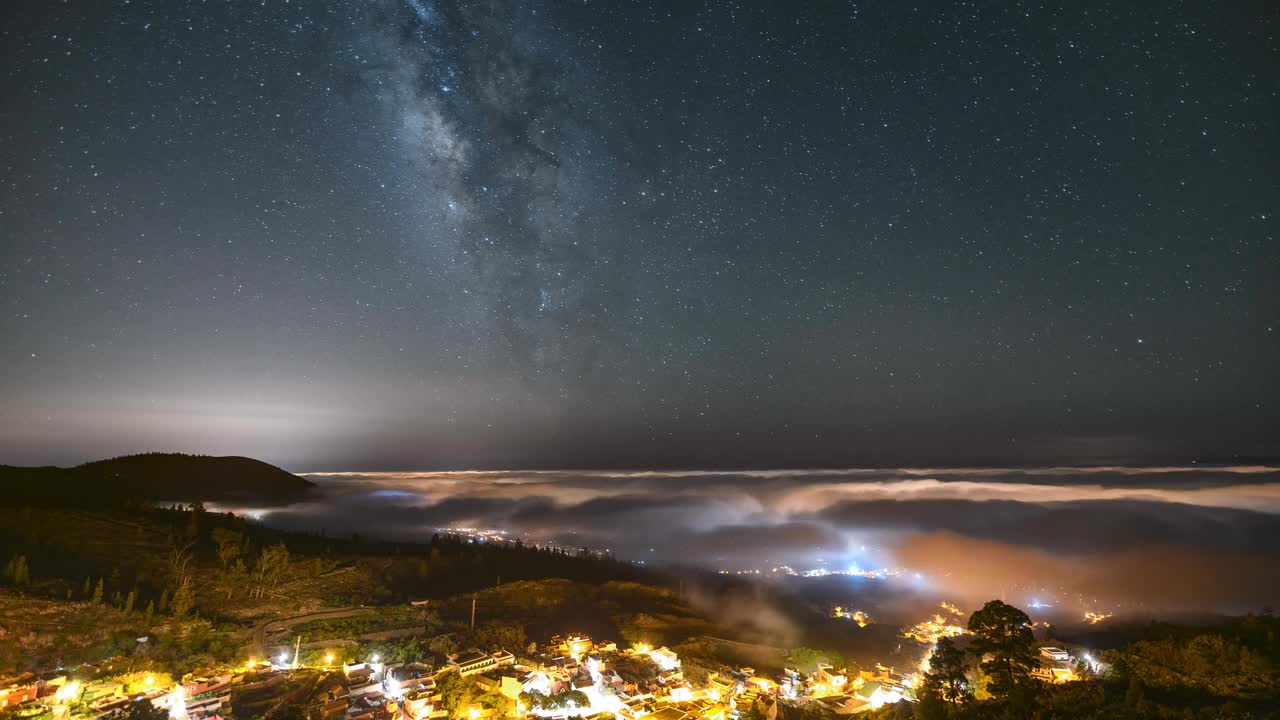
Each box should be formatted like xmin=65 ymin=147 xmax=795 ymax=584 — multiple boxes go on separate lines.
xmin=1 ymin=0 xmax=1277 ymax=468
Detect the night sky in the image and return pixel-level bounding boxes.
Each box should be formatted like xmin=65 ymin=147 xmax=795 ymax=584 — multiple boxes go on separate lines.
xmin=2 ymin=0 xmax=1277 ymax=470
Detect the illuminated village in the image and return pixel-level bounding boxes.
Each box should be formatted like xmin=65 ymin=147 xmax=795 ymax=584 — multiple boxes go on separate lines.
xmin=0 ymin=603 xmax=1103 ymax=720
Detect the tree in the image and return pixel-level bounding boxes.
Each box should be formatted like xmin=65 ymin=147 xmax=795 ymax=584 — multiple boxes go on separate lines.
xmin=170 ymin=580 xmax=195 ymax=619
xmin=185 ymin=506 xmax=202 ymax=539
xmin=435 ymin=671 xmax=474 ymax=717
xmin=922 ymin=636 xmax=969 ymax=704
xmin=124 ymin=588 xmax=137 ymax=614
xmin=252 ymin=543 xmax=290 ymax=599
xmin=168 ymin=541 xmax=196 ymax=591
xmin=470 ymin=620 xmax=526 ymax=652
xmin=220 ymin=558 xmax=250 ymax=598
xmin=14 ymin=555 xmax=29 ymax=585
xmin=158 ymin=589 xmax=170 ymax=613
xmin=545 ymin=690 xmax=589 ymax=710
xmin=799 ymin=701 xmax=838 ymax=720
xmin=477 ymin=688 xmax=513 ymax=716
xmin=743 ymin=699 xmax=770 ymax=720
xmin=4 ymin=555 xmax=30 ymax=585
xmin=211 ymin=528 xmax=243 ymax=569
xmin=1124 ymin=676 xmax=1147 ymax=712
xmin=911 ymin=689 xmax=947 ymax=720
xmin=612 ymin=653 xmax=660 ymax=685
xmin=785 ymin=647 xmax=838 ymax=674
xmin=966 ymin=600 xmax=1036 ymax=698
xmin=92 ymin=577 xmax=105 ymax=604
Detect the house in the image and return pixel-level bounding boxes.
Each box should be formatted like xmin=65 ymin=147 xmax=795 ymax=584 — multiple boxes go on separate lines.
xmin=349 ymin=680 xmax=383 ymax=696
xmin=450 ymin=649 xmax=515 ymax=677
xmin=667 ymin=685 xmax=695 ymax=703
xmin=648 ymin=706 xmax=689 ymax=720
xmin=314 ymin=696 xmax=349 ymax=720
xmin=186 ymin=691 xmax=231 ymax=719
xmin=496 ymin=674 xmax=525 ymax=700
xmin=1039 ymin=647 xmax=1071 ymax=664
xmin=657 ymin=669 xmax=684 ymax=686
xmin=650 ymin=648 xmax=680 ymax=672
xmin=1030 ymin=662 xmax=1076 ymax=683
xmin=183 ymin=675 xmax=231 ymax=698
xmin=811 ymin=694 xmax=869 ymax=715
xmin=808 ymin=664 xmax=848 ymax=697
xmin=853 ymin=681 xmax=903 ymax=708
xmin=388 ymin=662 xmax=436 ymax=695
xmin=1031 ymin=647 xmax=1076 ymax=683
xmin=520 ymin=670 xmax=556 ymax=696
xmin=345 ymin=663 xmax=377 ymax=683
xmin=0 ymin=680 xmax=39 ymax=709
xmin=706 ymin=673 xmax=736 ymax=698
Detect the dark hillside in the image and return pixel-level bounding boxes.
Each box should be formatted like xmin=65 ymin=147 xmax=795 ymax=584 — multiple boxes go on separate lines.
xmin=0 ymin=452 xmax=314 ymax=505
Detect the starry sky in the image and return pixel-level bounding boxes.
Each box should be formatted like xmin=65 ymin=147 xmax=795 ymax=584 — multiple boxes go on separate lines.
xmin=2 ymin=0 xmax=1277 ymax=470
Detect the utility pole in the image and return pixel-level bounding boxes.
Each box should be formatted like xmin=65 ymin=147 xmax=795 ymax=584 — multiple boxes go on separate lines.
xmin=470 ymin=592 xmax=477 ymax=630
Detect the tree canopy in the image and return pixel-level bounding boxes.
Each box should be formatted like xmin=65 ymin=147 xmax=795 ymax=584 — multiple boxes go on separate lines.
xmin=966 ymin=600 xmax=1036 ymax=698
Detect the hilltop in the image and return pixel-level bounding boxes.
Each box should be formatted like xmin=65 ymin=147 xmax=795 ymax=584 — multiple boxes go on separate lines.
xmin=0 ymin=452 xmax=314 ymax=506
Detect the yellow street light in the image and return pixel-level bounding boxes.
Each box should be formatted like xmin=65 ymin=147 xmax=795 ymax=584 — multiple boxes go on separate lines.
xmin=55 ymin=681 xmax=81 ymax=702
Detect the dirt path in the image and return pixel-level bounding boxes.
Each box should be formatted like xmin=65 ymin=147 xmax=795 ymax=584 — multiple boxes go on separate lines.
xmin=248 ymin=606 xmax=373 ymax=654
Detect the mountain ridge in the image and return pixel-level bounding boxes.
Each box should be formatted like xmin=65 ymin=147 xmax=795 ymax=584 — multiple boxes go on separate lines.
xmin=0 ymin=452 xmax=314 ymax=506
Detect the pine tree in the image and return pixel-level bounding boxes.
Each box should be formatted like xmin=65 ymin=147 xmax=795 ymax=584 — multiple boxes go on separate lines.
xmin=12 ymin=556 xmax=29 ymax=585
xmin=82 ymin=576 xmax=92 ymax=597
xmin=1125 ymin=676 xmax=1147 ymax=711
xmin=144 ymin=600 xmax=155 ymax=620
xmin=966 ymin=600 xmax=1036 ymax=698
xmin=124 ymin=589 xmax=137 ymax=614
xmin=170 ymin=582 xmax=195 ymax=620
xmin=158 ymin=588 xmax=170 ymax=613
xmin=923 ymin=636 xmax=969 ymax=704
xmin=91 ymin=577 xmax=104 ymax=604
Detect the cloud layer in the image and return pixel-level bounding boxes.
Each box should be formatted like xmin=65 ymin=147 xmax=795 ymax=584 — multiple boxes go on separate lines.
xmin=218 ymin=465 xmax=1280 ymax=614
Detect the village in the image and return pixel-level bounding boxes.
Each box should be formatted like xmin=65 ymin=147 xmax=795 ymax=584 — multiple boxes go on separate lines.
xmin=1 ymin=603 xmax=1095 ymax=720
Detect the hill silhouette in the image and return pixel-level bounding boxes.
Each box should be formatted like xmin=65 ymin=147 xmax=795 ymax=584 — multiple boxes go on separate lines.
xmin=0 ymin=452 xmax=314 ymax=506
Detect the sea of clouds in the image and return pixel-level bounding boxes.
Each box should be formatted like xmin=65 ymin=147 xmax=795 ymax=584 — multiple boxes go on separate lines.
xmin=228 ymin=466 xmax=1280 ymax=614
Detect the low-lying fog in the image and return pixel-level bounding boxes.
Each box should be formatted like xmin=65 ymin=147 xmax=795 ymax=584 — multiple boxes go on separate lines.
xmin=217 ymin=466 xmax=1280 ymax=617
